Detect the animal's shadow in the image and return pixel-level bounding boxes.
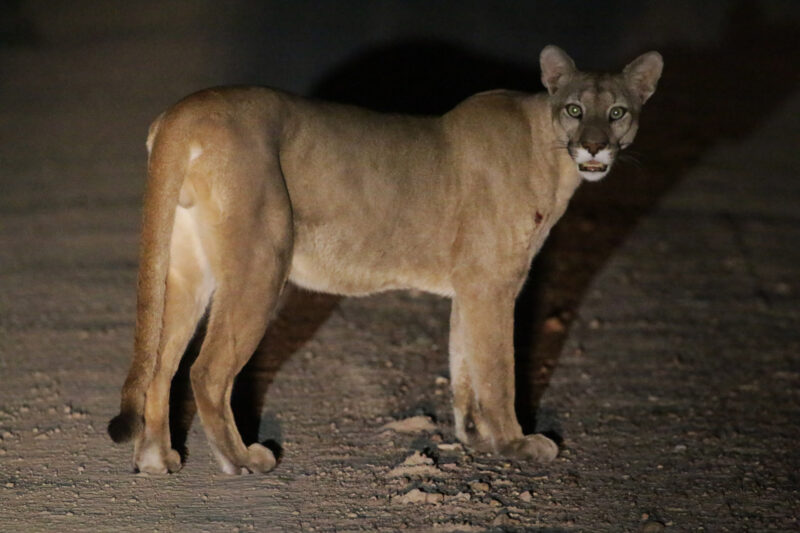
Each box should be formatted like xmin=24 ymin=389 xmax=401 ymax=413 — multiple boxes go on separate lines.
xmin=170 ymin=4 xmax=799 ymax=453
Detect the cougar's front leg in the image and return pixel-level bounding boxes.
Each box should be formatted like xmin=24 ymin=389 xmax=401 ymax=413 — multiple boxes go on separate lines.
xmin=449 ymin=287 xmax=558 ymax=462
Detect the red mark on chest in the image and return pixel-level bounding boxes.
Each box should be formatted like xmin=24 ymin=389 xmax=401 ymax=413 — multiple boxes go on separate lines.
xmin=535 ymin=211 xmax=544 ymax=224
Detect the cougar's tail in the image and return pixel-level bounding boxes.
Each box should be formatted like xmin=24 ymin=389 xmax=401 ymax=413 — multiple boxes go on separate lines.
xmin=108 ymin=112 xmax=187 ymax=443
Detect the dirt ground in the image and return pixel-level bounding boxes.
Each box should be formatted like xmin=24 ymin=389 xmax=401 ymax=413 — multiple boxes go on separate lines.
xmin=1 ymin=2 xmax=798 ymax=531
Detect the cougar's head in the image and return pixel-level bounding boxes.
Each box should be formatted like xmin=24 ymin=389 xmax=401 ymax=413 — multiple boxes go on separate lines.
xmin=540 ymin=46 xmax=663 ymax=181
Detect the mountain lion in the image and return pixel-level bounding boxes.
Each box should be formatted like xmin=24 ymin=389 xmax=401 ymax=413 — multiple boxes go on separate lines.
xmin=109 ymin=46 xmax=662 ymax=474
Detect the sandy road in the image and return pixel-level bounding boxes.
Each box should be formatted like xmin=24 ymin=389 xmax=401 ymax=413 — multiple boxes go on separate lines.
xmin=1 ymin=2 xmax=798 ymax=531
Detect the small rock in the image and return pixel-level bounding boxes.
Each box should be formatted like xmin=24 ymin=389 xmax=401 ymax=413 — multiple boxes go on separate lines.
xmin=386 ymin=451 xmax=440 ymax=478
xmin=774 ymin=282 xmax=791 ymax=295
xmin=437 ymin=442 xmax=463 ymax=452
xmin=673 ymin=444 xmax=687 ymax=453
xmin=519 ymin=490 xmax=532 ymax=503
xmin=469 ymin=481 xmax=490 ymax=493
xmin=392 ymin=488 xmax=444 ymax=505
xmin=641 ymin=520 xmax=665 ymax=533
xmin=492 ymin=512 xmax=520 ymax=527
xmin=380 ymin=416 xmax=436 ymax=434
xmin=448 ymin=491 xmax=471 ymax=502
xmin=402 ymin=451 xmax=434 ymax=466
xmin=435 ymin=376 xmax=449 ymax=386
xmin=543 ymin=316 xmax=566 ymax=334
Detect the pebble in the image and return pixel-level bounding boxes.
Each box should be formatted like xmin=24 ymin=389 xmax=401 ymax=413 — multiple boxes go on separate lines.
xmin=392 ymin=488 xmax=444 ymax=505
xmin=543 ymin=316 xmax=566 ymax=334
xmin=401 ymin=451 xmax=434 ymax=466
xmin=469 ymin=481 xmax=490 ymax=493
xmin=519 ymin=491 xmax=532 ymax=503
xmin=448 ymin=491 xmax=471 ymax=502
xmin=386 ymin=451 xmax=440 ymax=478
xmin=641 ymin=520 xmax=665 ymax=532
xmin=492 ymin=512 xmax=521 ymax=527
xmin=380 ymin=416 xmax=436 ymax=434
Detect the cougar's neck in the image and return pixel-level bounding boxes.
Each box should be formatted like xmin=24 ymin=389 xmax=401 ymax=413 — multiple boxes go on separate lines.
xmin=525 ymin=94 xmax=583 ymax=217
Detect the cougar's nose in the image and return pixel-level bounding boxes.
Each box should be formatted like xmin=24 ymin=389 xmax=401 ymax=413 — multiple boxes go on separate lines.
xmin=582 ymin=141 xmax=607 ymax=156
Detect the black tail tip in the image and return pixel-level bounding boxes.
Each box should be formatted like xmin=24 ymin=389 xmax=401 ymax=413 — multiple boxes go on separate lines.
xmin=108 ymin=412 xmax=140 ymax=443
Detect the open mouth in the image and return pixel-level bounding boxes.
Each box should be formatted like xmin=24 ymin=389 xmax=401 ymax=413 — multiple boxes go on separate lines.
xmin=578 ymin=161 xmax=608 ymax=173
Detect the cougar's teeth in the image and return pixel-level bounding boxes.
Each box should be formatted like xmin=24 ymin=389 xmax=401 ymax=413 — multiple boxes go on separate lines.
xmin=578 ymin=162 xmax=608 ymax=172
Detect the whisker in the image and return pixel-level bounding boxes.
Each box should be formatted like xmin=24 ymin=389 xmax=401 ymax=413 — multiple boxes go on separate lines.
xmin=622 ymin=148 xmax=645 ymax=158
xmin=617 ymin=152 xmax=643 ymax=169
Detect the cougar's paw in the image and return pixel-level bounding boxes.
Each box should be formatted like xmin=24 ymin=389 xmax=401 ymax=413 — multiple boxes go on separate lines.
xmin=500 ymin=434 xmax=559 ymax=463
xmin=244 ymin=443 xmax=277 ymax=474
xmin=135 ymin=446 xmax=182 ymax=474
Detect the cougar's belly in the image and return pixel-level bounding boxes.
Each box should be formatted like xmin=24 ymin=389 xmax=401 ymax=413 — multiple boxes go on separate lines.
xmin=287 ymin=232 xmax=453 ymax=297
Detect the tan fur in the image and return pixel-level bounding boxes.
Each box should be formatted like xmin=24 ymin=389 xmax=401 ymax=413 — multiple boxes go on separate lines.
xmin=109 ymin=46 xmax=662 ymax=474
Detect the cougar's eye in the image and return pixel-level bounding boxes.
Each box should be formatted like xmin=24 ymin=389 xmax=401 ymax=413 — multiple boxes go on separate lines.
xmin=609 ymin=106 xmax=627 ymax=120
xmin=565 ymin=104 xmax=583 ymax=119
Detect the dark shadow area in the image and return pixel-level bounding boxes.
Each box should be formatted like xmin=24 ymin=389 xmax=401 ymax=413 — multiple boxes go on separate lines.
xmin=312 ymin=39 xmax=540 ymax=114
xmin=231 ymin=287 xmax=340 ymax=447
xmin=168 ymin=316 xmax=205 ymax=461
xmin=0 ymin=0 xmax=38 ymax=47
xmin=514 ymin=2 xmax=799 ymax=433
xmin=168 ymin=288 xmax=339 ymax=460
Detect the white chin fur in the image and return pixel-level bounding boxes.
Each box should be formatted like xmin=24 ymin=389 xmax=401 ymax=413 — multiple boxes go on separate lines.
xmin=574 ymin=146 xmax=612 ymax=181
xmin=578 ymin=168 xmax=610 ymax=181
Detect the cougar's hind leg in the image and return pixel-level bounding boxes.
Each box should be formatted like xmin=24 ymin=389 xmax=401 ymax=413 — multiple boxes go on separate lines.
xmin=189 ymin=157 xmax=293 ymax=474
xmin=135 ymin=206 xmax=214 ymax=474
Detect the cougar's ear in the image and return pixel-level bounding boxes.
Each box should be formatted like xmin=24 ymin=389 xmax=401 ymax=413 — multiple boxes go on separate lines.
xmin=623 ymin=51 xmax=663 ymax=104
xmin=540 ymin=45 xmax=576 ymax=95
